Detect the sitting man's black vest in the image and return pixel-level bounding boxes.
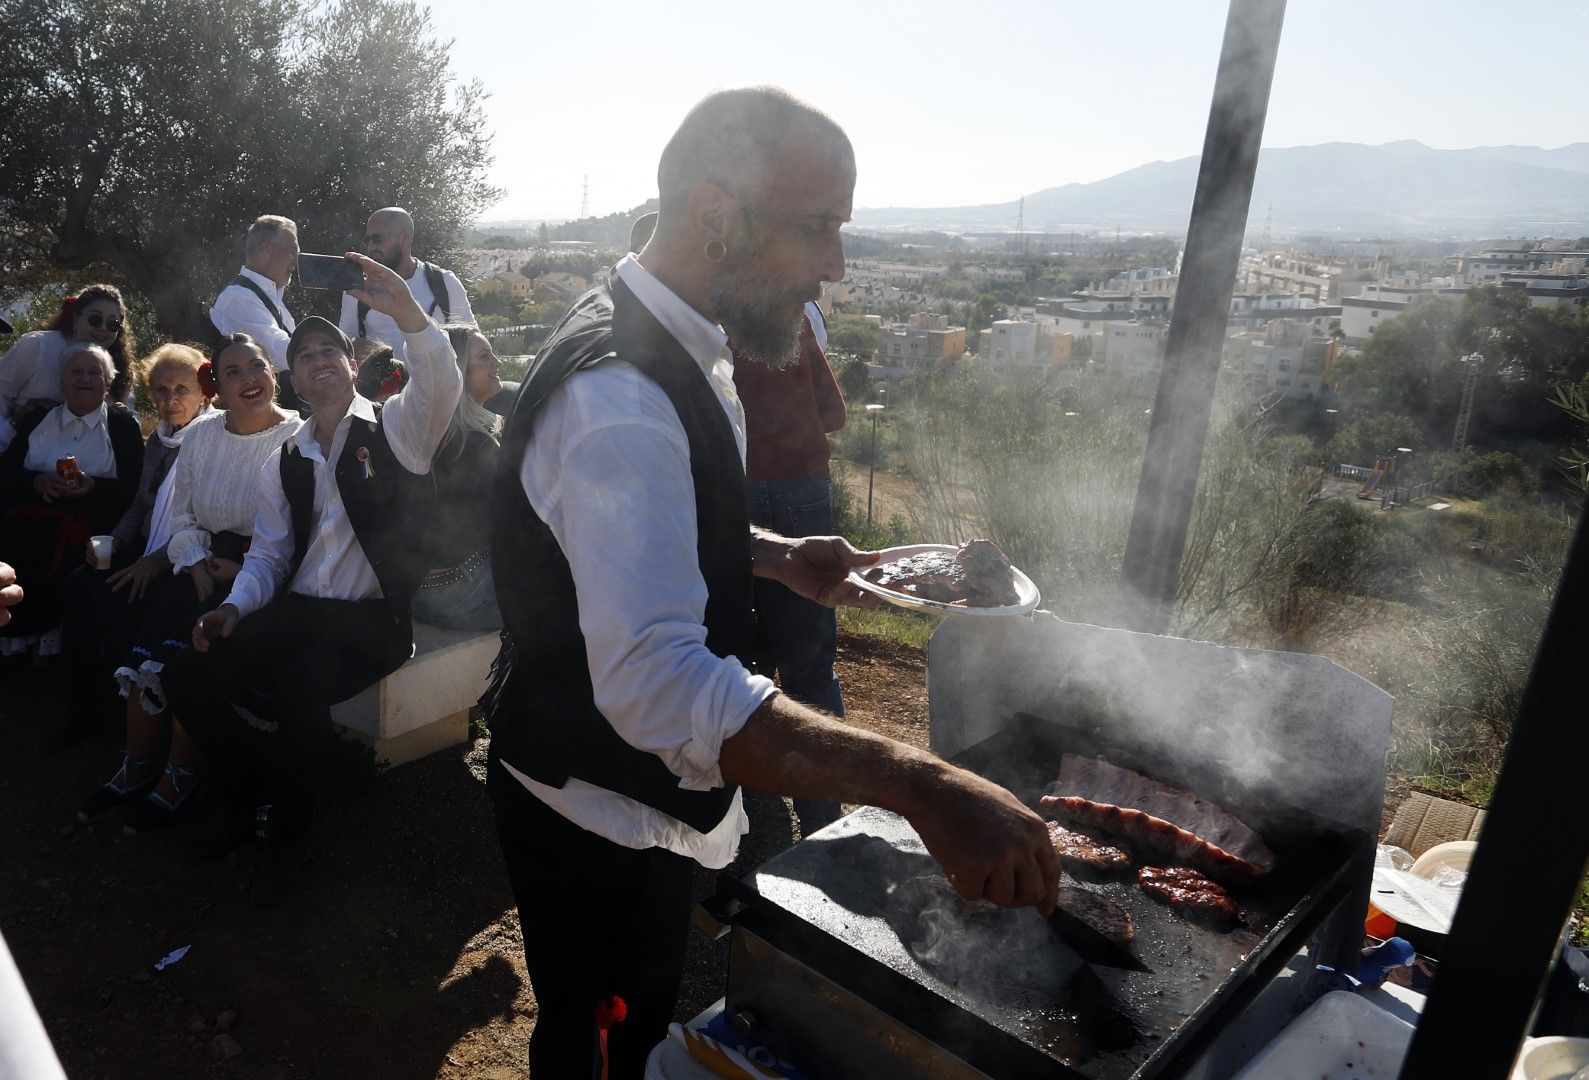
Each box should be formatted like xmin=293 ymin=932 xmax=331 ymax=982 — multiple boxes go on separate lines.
xmin=278 ymin=405 xmax=433 ymax=621
xmin=484 ymin=276 xmax=753 ymax=835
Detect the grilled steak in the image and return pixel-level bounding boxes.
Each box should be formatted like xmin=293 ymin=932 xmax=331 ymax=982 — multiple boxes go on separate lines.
xmin=1040 ymin=754 xmax=1276 ymax=881
xmin=865 ymin=551 xmax=966 ymax=603
xmin=1137 ymin=866 xmax=1239 ymax=929
xmin=956 ymin=539 xmax=1021 ymax=605
xmin=863 ymin=538 xmax=1021 ymax=606
xmin=1047 ymin=821 xmax=1133 ymax=876
xmin=1055 ymin=885 xmax=1135 ymax=945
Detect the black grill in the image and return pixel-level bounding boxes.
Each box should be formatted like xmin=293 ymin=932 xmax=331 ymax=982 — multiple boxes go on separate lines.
xmin=716 ymin=712 xmax=1367 ymax=1079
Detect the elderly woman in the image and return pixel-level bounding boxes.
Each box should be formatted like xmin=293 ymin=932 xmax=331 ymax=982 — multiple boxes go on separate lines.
xmin=47 ymin=344 xmax=215 ymax=752
xmin=410 ymin=324 xmax=505 ymax=631
xmin=79 ymin=334 xmax=301 ymax=830
xmin=0 ymin=344 xmax=142 ymax=656
xmin=0 ymin=285 xmax=137 ymax=452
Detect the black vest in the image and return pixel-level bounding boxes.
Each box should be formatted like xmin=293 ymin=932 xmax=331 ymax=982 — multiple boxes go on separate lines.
xmin=279 ymin=405 xmax=433 ymax=620
xmin=484 ymin=277 xmax=753 ymax=835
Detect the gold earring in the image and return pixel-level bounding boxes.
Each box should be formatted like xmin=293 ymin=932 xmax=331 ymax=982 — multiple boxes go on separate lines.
xmin=704 ymin=239 xmax=726 ymax=262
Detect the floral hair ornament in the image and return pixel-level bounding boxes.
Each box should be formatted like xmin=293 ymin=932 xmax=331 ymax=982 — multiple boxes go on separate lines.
xmin=377 ymin=365 xmax=405 ymax=399
xmin=197 ymin=361 xmax=218 ymax=397
xmin=58 ymin=294 xmax=81 ymax=323
xmin=356 ymin=445 xmax=375 ymax=480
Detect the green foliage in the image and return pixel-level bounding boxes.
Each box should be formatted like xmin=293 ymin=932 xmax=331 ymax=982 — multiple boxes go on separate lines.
xmin=1431 ymin=449 xmax=1539 ymax=499
xmin=835 ymin=354 xmax=874 ymax=406
xmin=1332 ymin=288 xmax=1589 ymax=449
xmin=515 ymin=301 xmax=566 ymax=327
xmin=0 ymin=0 xmax=499 ymax=341
xmin=1323 ymin=413 xmax=1424 ymax=467
xmin=827 ymin=316 xmax=880 ymax=358
xmin=837 ymin=606 xmax=937 ymax=650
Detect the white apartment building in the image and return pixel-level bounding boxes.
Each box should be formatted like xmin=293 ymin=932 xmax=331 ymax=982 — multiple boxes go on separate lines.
xmin=1099 ymin=321 xmax=1168 ymax=388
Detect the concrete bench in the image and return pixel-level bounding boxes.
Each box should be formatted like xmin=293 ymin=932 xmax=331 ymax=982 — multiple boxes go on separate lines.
xmin=331 ymin=622 xmax=499 ymax=766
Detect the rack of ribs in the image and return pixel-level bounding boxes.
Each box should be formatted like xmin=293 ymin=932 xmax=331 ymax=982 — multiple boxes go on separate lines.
xmin=1039 ymin=754 xmax=1276 ymax=882
xmin=1137 ymin=866 xmax=1239 ymax=929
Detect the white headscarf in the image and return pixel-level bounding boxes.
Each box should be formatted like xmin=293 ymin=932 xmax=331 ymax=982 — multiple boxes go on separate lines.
xmin=142 ymin=405 xmax=215 ymax=556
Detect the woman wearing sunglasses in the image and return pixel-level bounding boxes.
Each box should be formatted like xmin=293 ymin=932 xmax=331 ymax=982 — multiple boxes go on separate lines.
xmin=0 ymin=285 xmax=138 ymax=453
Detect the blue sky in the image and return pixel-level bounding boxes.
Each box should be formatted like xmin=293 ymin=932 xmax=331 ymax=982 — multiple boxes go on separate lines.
xmin=438 ymin=0 xmax=1589 ymax=221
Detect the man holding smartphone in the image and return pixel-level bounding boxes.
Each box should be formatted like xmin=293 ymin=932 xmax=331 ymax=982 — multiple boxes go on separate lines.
xmin=167 ymin=250 xmax=462 ymax=905
xmin=339 ymin=207 xmax=475 ymax=362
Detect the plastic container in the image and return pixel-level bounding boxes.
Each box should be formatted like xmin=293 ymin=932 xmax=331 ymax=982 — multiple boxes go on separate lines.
xmin=1409 ymin=839 xmax=1477 ymax=880
xmin=1510 ymin=1036 xmax=1589 ymax=1080
xmin=1230 ymin=991 xmax=1413 ymax=1079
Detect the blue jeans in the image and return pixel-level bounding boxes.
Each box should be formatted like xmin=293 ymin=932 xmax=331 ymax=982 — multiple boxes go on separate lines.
xmin=745 ymin=476 xmax=844 ymax=835
xmin=410 ymin=554 xmax=502 ymax=632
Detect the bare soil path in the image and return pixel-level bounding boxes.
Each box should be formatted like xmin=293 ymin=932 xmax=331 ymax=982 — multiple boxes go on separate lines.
xmin=0 ymin=633 xmax=930 ymax=1079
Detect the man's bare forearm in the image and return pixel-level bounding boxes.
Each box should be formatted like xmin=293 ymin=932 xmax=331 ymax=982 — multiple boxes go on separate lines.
xmin=719 ymin=692 xmax=938 ymax=815
xmin=719 ymin=692 xmax=1062 ymax=914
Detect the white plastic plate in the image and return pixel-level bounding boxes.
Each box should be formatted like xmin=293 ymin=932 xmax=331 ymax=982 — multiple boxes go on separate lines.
xmin=848 ymin=543 xmax=1041 ymax=618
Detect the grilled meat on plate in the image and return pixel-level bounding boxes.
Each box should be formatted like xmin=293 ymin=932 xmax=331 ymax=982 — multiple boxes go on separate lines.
xmin=863 ymin=538 xmax=1020 ymax=606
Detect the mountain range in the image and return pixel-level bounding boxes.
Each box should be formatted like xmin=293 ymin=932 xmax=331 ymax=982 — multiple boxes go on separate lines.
xmin=851 ymin=141 xmax=1589 ymax=236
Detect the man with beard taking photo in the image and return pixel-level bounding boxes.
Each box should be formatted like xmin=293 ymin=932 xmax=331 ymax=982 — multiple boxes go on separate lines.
xmin=483 ymin=86 xmax=1060 ymax=1078
xmin=340 ymin=206 xmax=475 ymax=362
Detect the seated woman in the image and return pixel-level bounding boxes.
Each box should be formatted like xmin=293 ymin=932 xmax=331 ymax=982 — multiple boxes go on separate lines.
xmin=411 ymin=325 xmax=504 ymax=631
xmin=0 ymin=344 xmax=142 ymax=658
xmin=77 ymin=335 xmax=302 ymax=831
xmin=50 ymin=344 xmax=215 ymax=751
xmin=0 ymin=285 xmax=138 ymax=452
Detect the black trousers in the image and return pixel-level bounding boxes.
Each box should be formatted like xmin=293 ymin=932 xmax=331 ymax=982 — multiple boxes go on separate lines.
xmin=488 ymin=751 xmax=695 ymax=1079
xmin=163 ymin=593 xmax=412 ymax=837
xmin=58 ymin=547 xmax=142 ymax=717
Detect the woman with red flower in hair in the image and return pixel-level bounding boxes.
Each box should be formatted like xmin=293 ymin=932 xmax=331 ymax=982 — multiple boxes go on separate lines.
xmin=0 ymin=285 xmax=138 ymax=452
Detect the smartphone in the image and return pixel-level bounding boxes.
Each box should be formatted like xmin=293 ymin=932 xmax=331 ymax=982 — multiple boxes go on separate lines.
xmin=297 ymin=253 xmax=365 ymax=291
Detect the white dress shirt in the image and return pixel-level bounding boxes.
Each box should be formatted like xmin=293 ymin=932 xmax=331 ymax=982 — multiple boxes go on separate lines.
xmin=165 ymin=410 xmax=302 ymax=572
xmin=805 ymin=301 xmax=828 ymax=352
xmin=506 ymin=255 xmax=778 ymax=869
xmin=224 ymin=322 xmax=462 ymax=619
xmin=23 ymin=402 xmax=117 ymax=478
xmin=337 ymin=261 xmax=475 ymax=362
xmin=0 ymin=331 xmax=74 ymax=420
xmin=210 ymin=266 xmax=296 ymax=371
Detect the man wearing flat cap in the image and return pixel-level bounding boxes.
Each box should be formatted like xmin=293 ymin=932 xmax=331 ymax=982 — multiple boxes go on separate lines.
xmin=165 ymin=252 xmax=462 ymax=905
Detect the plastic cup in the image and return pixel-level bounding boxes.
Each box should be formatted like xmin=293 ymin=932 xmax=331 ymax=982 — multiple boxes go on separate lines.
xmin=89 ymin=535 xmax=114 ymax=570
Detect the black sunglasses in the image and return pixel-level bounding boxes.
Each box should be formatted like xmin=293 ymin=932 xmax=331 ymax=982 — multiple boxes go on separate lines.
xmin=84 ymin=311 xmax=124 ymax=333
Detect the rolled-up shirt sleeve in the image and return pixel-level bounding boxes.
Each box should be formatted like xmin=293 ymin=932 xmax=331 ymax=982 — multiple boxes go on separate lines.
xmin=522 ymin=370 xmax=776 ymax=790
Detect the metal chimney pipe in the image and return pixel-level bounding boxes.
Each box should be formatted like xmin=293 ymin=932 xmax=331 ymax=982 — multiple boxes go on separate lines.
xmin=1119 ymin=0 xmax=1287 ymax=632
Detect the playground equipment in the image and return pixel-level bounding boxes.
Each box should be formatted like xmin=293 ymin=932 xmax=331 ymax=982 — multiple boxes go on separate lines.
xmin=1358 ymin=458 xmax=1389 ymax=498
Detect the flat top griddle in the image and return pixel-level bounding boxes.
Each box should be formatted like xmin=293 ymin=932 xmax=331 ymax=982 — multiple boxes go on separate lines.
xmin=724 ymin=714 xmax=1362 ymax=1079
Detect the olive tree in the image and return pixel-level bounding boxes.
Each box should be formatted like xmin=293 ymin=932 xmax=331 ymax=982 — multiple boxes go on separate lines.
xmin=0 ymin=0 xmax=499 ymax=342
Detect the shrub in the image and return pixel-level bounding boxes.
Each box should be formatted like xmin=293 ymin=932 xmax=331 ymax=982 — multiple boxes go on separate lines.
xmin=1432 ymin=449 xmax=1539 ymax=498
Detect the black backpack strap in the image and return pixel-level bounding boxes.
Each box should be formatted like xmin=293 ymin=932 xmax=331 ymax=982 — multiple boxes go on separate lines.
xmin=422 ymin=262 xmax=450 ymax=321
xmin=356 ymin=263 xmax=449 ymax=336
xmin=230 ymin=276 xmax=287 ymax=332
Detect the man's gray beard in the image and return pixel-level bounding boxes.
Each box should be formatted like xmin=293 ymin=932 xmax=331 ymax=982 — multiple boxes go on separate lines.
xmin=707 ymin=271 xmax=805 ymax=371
